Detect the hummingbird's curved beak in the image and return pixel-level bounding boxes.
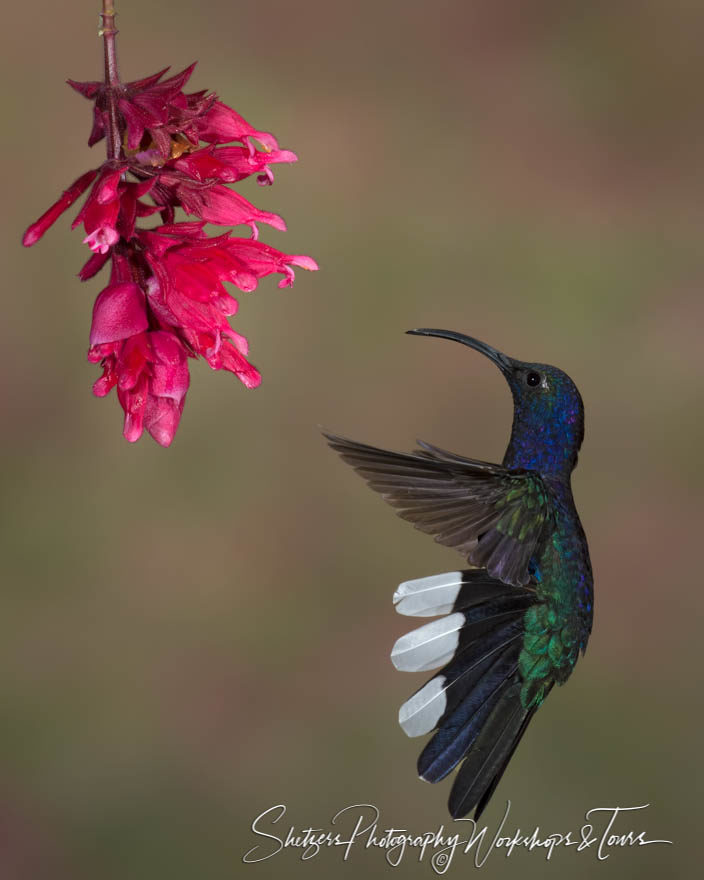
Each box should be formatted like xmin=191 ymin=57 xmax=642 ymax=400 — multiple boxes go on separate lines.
xmin=406 ymin=329 xmax=513 ymax=374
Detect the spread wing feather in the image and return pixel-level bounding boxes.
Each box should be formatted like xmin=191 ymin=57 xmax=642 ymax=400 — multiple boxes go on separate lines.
xmin=324 ymin=432 xmax=553 ymax=587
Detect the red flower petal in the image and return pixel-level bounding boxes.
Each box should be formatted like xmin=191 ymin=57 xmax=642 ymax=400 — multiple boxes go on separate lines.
xmin=22 ymin=169 xmax=99 ymax=247
xmin=183 ymin=184 xmax=287 ymax=232
xmin=289 ymin=255 xmax=319 ymax=271
xmin=78 ymin=250 xmax=111 ymax=281
xmin=150 ymin=331 xmax=190 ymax=402
xmin=144 ymin=395 xmax=184 ymax=447
xmin=90 ymin=282 xmax=149 ymax=345
xmin=196 ymin=101 xmax=279 ymax=151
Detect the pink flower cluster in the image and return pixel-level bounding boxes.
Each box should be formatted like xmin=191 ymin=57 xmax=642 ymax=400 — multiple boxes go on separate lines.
xmin=23 ymin=64 xmax=317 ymax=446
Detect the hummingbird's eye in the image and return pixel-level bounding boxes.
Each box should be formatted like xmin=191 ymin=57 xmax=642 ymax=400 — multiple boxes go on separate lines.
xmin=525 ymin=371 xmax=541 ymax=387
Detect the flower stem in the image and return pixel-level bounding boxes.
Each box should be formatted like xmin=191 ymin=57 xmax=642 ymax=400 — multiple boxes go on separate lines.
xmin=100 ymin=0 xmax=121 ymax=161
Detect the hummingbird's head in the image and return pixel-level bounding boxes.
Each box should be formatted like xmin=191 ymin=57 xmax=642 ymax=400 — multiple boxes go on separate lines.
xmin=407 ymin=329 xmax=585 ymax=476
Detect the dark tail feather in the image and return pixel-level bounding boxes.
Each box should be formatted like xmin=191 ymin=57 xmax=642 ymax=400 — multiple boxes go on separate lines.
xmin=473 ymin=705 xmax=536 ymax=820
xmin=417 ymin=644 xmax=521 ymax=782
xmin=393 ymin=569 xmax=542 ymax=820
xmin=448 ymin=681 xmax=530 ymax=819
xmin=471 ymin=680 xmax=552 ymax=819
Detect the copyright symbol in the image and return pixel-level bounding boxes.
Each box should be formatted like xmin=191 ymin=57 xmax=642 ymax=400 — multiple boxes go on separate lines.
xmin=432 ymin=851 xmax=450 ymax=871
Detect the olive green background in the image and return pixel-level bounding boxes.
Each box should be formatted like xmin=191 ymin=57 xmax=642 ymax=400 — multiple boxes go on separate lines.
xmin=2 ymin=1 xmax=701 ymax=877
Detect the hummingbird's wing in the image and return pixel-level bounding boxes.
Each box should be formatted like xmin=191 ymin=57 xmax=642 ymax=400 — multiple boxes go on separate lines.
xmin=323 ymin=432 xmax=554 ymax=588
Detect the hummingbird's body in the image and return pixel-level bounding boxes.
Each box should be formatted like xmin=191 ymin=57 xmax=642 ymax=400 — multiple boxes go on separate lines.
xmin=325 ymin=329 xmax=593 ymax=819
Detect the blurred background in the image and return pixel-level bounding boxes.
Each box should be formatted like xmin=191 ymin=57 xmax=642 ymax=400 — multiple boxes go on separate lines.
xmin=1 ymin=0 xmax=701 ymax=876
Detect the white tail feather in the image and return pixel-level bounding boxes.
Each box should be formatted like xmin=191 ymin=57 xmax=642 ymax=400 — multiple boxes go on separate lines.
xmin=393 ymin=572 xmax=463 ymax=617
xmin=399 ymin=675 xmax=448 ymax=737
xmin=391 ymin=612 xmax=464 ymax=672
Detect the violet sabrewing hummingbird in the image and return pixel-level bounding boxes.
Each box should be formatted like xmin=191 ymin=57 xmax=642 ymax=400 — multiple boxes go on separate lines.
xmin=324 ymin=329 xmax=593 ymax=820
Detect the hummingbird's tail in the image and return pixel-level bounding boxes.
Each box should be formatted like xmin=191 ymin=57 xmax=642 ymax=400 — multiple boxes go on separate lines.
xmin=392 ymin=570 xmax=542 ymax=820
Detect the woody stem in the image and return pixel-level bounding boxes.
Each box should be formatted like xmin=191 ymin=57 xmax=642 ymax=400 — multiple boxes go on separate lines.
xmin=100 ymin=0 xmax=121 ymax=161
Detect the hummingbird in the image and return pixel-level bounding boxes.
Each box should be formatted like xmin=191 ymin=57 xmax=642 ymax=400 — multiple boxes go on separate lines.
xmin=324 ymin=329 xmax=593 ymax=820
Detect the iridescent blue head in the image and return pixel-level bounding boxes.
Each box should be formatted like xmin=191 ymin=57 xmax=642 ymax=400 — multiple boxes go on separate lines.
xmin=408 ymin=329 xmax=585 ymax=478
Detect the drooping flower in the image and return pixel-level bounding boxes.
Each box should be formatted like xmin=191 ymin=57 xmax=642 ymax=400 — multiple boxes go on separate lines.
xmin=22 ymin=8 xmax=317 ymax=447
